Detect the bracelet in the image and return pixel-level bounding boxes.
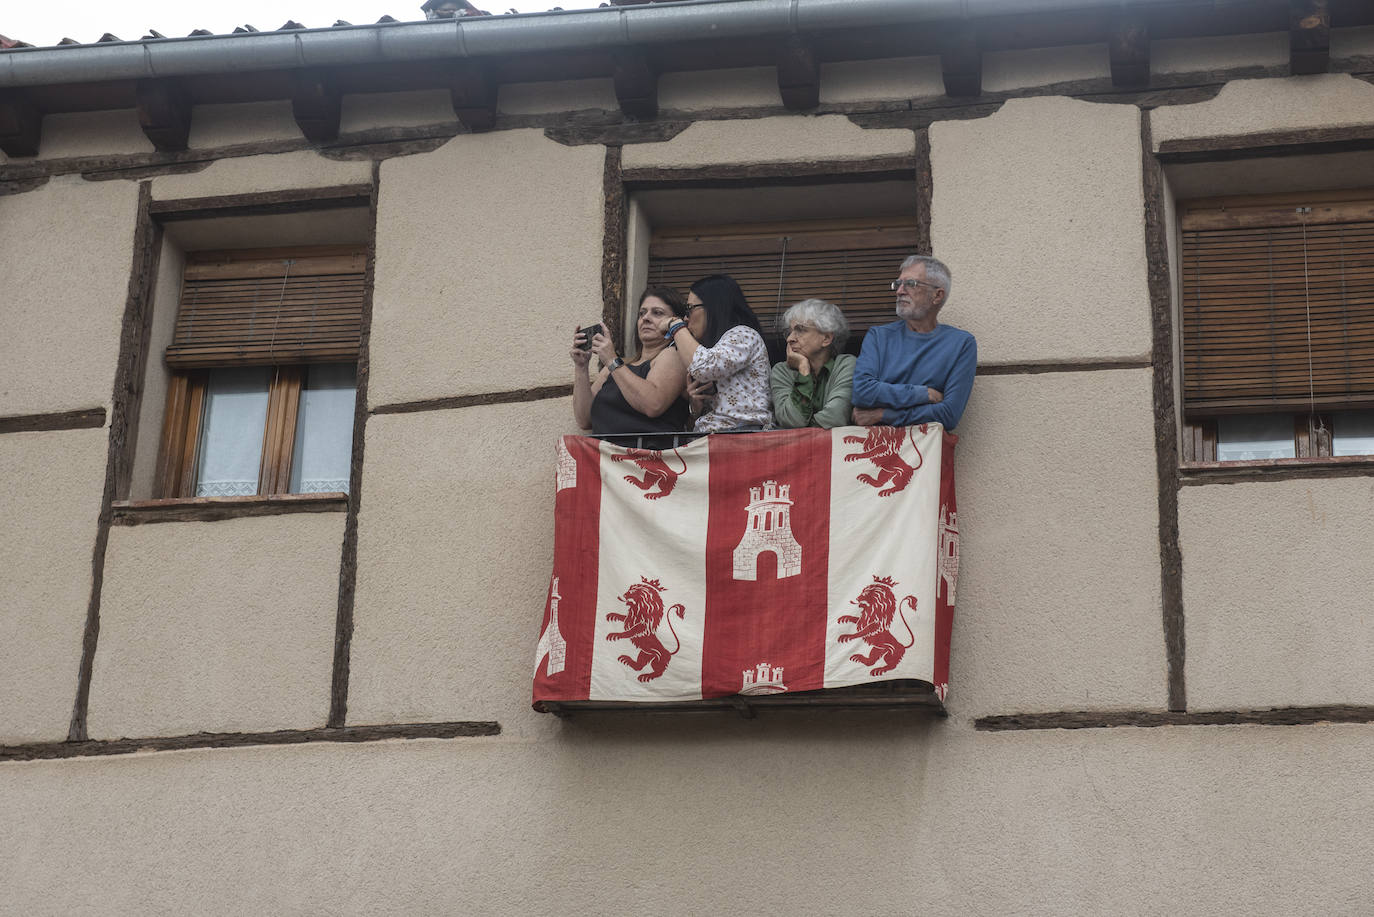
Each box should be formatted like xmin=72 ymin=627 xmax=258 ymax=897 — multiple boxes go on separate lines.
xmin=664 ymin=321 xmax=687 ymax=341
xmin=607 ymin=357 xmax=625 ymax=373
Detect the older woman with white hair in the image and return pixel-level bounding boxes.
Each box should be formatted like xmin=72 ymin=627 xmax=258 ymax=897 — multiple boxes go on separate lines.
xmin=769 ymin=298 xmax=855 ymax=429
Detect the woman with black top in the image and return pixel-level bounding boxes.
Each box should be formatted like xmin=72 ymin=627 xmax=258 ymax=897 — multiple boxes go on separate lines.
xmin=571 ymin=285 xmax=691 ymax=443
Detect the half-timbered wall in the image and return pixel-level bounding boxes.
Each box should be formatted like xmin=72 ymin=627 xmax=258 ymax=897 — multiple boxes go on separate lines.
xmin=5 ymin=22 xmax=1374 ymax=915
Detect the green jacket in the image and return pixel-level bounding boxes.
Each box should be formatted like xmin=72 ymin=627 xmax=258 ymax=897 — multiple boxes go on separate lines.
xmin=769 ymin=353 xmax=856 ymax=429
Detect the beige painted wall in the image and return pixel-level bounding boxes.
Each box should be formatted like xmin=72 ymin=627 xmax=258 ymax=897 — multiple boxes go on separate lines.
xmin=1180 ymin=477 xmax=1374 ymax=709
xmin=954 ymin=368 xmax=1166 ymax=716
xmin=930 ymin=96 xmax=1150 ymax=365
xmin=339 ymin=89 xmax=455 ymax=134
xmin=659 ymin=66 xmax=781 ymax=111
xmin=1332 ymin=26 xmax=1374 ymax=58
xmin=982 ymin=44 xmax=1108 ymax=92
xmin=349 ymin=399 xmax=575 ymax=734
xmin=1152 ymin=74 xmax=1374 ymax=147
xmin=0 ymin=428 xmax=106 ymax=743
xmin=1151 ymin=32 xmax=1286 ymax=74
xmin=88 ymin=513 xmax=345 ymax=739
xmin=187 ymin=101 xmax=300 ymax=148
xmin=128 ymin=236 xmax=185 ymax=502
xmin=499 ymin=78 xmax=617 ymax=115
xmin=367 ymin=129 xmax=604 ymax=406
xmin=149 ymin=150 xmax=372 ymax=200
xmin=819 ymin=56 xmax=942 ymax=105
xmin=38 ymin=109 xmax=152 ymax=159
xmin=0 ymin=176 xmax=137 ymax=416
xmin=3 ymin=722 xmax=1374 ymax=915
xmin=621 ymin=114 xmax=913 ymax=170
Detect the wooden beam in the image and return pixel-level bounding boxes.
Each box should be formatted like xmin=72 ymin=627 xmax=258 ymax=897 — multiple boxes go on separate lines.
xmin=776 ymin=34 xmax=819 ymax=111
xmin=612 ymin=49 xmax=658 ymax=120
xmin=1108 ymin=13 xmax=1150 ymax=87
xmin=448 ymin=60 xmax=497 ymax=132
xmin=940 ymin=23 xmax=981 ymax=98
xmin=291 ymin=69 xmax=342 ymax=143
xmin=1289 ymin=0 xmax=1330 ymax=75
xmin=0 ymin=91 xmax=41 ymax=157
xmin=135 ymin=79 xmax=191 ymax=152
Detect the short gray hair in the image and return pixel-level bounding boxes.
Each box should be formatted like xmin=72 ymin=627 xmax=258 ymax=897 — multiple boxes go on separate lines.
xmin=778 ymin=298 xmax=849 ymax=354
xmin=900 ymin=255 xmax=952 ymax=303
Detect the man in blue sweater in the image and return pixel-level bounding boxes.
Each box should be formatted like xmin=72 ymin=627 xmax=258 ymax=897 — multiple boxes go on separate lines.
xmin=851 ymin=255 xmax=976 ymax=430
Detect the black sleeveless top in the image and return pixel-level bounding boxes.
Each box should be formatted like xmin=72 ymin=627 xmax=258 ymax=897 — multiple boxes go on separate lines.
xmin=590 ymin=358 xmax=691 ymax=445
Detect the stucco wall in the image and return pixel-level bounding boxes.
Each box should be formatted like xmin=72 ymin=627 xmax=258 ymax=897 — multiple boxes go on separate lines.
xmin=367 ymin=129 xmax=604 ymax=406
xmin=499 ymin=78 xmax=617 ymax=114
xmin=38 ymin=109 xmax=152 ymax=159
xmin=127 ymin=236 xmax=185 ymax=502
xmin=3 ymin=722 xmax=1373 ymax=915
xmin=658 ymin=66 xmax=781 ymax=111
xmin=339 ymin=89 xmax=454 ymax=134
xmin=187 ymin=101 xmax=300 ymax=148
xmin=818 ymin=56 xmax=943 ymax=105
xmin=1150 ymin=32 xmax=1287 ymax=74
xmin=1179 ymin=478 xmax=1374 ymax=709
xmin=954 ymin=368 xmax=1166 ymax=716
xmin=0 ymin=176 xmax=137 ymax=416
xmin=1152 ymin=74 xmax=1374 ymax=147
xmin=930 ymin=96 xmax=1150 ymax=365
xmin=982 ymin=44 xmax=1108 ymax=92
xmin=349 ymin=399 xmax=573 ymax=734
xmin=0 ymin=428 xmax=106 ymax=743
xmin=149 ymin=150 xmax=372 ymax=200
xmin=621 ymin=114 xmax=913 ymax=170
xmin=88 ymin=513 xmax=345 ymax=739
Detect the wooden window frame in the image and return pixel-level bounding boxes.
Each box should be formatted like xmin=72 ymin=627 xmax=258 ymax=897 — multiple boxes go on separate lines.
xmin=154 ymin=366 xmax=312 ymax=499
xmin=1178 ymin=188 xmax=1374 ymax=465
xmin=153 ymin=244 xmax=364 ymax=499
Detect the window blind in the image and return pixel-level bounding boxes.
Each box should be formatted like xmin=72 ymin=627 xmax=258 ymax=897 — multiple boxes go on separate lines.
xmin=165 ymin=246 xmax=366 ymax=368
xmin=1180 ymin=196 xmax=1374 ymax=416
xmin=647 ymin=221 xmax=917 ymax=351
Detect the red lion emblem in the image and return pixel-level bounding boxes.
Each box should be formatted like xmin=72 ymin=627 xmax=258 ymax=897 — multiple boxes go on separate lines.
xmin=837 ymin=575 xmax=917 ymax=675
xmin=843 ymin=426 xmax=922 ymax=496
xmin=612 ymin=447 xmax=687 ymax=500
xmin=606 ymin=577 xmax=686 ymax=682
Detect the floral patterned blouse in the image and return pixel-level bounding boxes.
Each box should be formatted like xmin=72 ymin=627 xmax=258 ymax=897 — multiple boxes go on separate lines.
xmin=688 ymin=325 xmax=774 ymax=433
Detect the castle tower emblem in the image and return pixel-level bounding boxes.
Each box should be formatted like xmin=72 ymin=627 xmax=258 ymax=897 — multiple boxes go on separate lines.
xmin=732 ymin=479 xmax=802 ymax=580
xmin=740 ymin=662 xmax=787 ymax=695
xmin=938 ymin=506 xmax=959 ymax=603
xmin=534 ymin=575 xmax=568 ymax=677
xmin=555 ymin=439 xmax=577 ymax=491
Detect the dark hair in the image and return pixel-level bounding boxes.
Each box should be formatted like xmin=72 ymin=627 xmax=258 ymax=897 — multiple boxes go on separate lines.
xmin=632 ymin=285 xmax=689 ymax=359
xmin=689 ymin=274 xmax=763 ymax=349
xmin=639 ymin=285 xmax=688 ymax=317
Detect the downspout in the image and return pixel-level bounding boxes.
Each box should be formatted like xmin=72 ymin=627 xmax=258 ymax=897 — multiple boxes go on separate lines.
xmin=0 ymin=0 xmax=1190 ymax=89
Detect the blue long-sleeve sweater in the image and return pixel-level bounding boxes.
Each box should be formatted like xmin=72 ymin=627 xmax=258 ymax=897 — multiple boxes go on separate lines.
xmin=852 ymin=320 xmax=977 ymax=430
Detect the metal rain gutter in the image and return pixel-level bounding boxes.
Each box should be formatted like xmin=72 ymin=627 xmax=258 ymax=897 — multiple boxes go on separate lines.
xmin=0 ymin=0 xmax=1193 ymax=89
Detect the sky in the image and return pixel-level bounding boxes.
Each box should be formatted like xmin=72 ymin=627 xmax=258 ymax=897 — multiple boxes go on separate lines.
xmin=2 ymin=0 xmax=606 ymax=47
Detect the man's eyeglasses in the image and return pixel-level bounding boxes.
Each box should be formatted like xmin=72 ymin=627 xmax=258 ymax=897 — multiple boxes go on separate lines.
xmin=891 ymin=278 xmax=940 ymax=293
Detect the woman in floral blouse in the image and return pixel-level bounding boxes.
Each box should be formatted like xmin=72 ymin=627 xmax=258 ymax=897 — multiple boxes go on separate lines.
xmin=657 ymin=274 xmax=773 ymax=433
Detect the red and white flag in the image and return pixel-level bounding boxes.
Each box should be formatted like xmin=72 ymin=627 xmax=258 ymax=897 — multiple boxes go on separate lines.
xmin=533 ymin=425 xmax=957 ymax=706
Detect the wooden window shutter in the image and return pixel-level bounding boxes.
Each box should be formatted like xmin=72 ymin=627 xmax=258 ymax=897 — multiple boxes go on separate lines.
xmin=165 ymin=245 xmax=366 ymax=368
xmin=647 ymin=219 xmax=917 ymax=346
xmin=1179 ymin=192 xmax=1374 ymax=416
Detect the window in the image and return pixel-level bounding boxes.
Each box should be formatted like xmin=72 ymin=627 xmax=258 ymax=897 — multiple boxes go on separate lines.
xmin=1178 ymin=190 xmax=1374 ymax=462
xmin=647 ymin=217 xmax=917 ymax=358
xmin=153 ymin=246 xmax=365 ymax=498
